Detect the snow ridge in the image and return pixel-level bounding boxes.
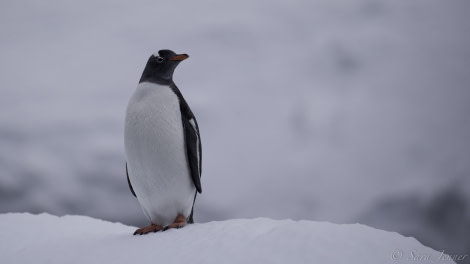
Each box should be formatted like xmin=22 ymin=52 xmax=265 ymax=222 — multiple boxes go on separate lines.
xmin=0 ymin=213 xmax=457 ymax=264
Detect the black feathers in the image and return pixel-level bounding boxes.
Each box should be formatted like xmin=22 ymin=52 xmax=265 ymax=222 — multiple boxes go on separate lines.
xmin=126 ymin=163 xmax=137 ymax=198
xmin=170 ymin=82 xmax=202 ymax=193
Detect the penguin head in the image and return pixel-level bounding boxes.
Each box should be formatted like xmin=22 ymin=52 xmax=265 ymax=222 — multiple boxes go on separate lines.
xmin=139 ymin=49 xmax=189 ymax=85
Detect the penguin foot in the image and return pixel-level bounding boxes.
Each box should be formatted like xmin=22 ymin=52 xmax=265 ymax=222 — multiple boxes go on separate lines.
xmin=162 ymin=214 xmax=186 ymax=231
xmin=133 ymin=223 xmax=164 ymax=235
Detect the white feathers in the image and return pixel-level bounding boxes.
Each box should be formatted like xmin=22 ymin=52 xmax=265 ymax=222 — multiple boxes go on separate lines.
xmin=188 ymin=118 xmax=197 ymax=131
xmin=124 ymin=82 xmax=196 ymax=226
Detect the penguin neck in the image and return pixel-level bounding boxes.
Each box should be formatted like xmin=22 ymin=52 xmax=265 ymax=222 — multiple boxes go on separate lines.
xmin=139 ymin=67 xmax=174 ymax=86
xmin=139 ymin=76 xmax=173 ymax=85
xmin=136 ymin=80 xmax=184 ymax=106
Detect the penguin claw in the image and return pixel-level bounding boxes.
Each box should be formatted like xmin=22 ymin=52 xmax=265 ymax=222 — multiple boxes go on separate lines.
xmin=161 ymin=214 xmax=187 ymax=232
xmin=133 ymin=214 xmax=187 ymax=235
xmin=133 ymin=224 xmax=163 ymax=235
xmin=161 ymin=223 xmax=184 ymax=232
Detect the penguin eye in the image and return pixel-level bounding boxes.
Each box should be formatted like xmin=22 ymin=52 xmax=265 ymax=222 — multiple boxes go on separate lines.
xmin=156 ymin=56 xmax=164 ymax=63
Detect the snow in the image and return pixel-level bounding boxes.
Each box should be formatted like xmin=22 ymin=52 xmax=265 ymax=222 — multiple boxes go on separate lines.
xmin=0 ymin=213 xmax=459 ymax=264
xmin=1 ymin=0 xmax=469 ymax=258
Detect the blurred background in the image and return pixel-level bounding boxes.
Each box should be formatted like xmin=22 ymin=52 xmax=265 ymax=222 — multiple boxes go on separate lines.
xmin=1 ymin=0 xmax=469 ymax=261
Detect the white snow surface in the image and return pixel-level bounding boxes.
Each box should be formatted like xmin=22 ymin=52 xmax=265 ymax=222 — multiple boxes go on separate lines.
xmin=0 ymin=213 xmax=458 ymax=264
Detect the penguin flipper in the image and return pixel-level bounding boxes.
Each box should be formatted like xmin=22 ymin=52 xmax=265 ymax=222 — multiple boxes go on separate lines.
xmin=182 ymin=116 xmax=202 ymax=193
xmin=170 ymin=82 xmax=202 ymax=193
xmin=126 ymin=163 xmax=137 ymax=198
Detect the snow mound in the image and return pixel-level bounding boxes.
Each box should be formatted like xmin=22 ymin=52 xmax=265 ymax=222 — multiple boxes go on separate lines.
xmin=0 ymin=213 xmax=458 ymax=264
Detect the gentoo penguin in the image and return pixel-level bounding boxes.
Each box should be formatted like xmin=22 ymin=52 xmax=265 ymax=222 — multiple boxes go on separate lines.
xmin=124 ymin=49 xmax=202 ymax=235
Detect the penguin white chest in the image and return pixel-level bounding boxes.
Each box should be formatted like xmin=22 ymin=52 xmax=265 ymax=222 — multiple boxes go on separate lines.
xmin=124 ymin=82 xmax=195 ymax=226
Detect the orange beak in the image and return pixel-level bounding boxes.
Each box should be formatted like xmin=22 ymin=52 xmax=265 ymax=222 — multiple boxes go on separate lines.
xmin=169 ymin=54 xmax=189 ymax=61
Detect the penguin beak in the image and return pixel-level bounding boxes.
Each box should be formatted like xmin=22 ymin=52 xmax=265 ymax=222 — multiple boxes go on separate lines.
xmin=169 ymin=54 xmax=189 ymax=61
